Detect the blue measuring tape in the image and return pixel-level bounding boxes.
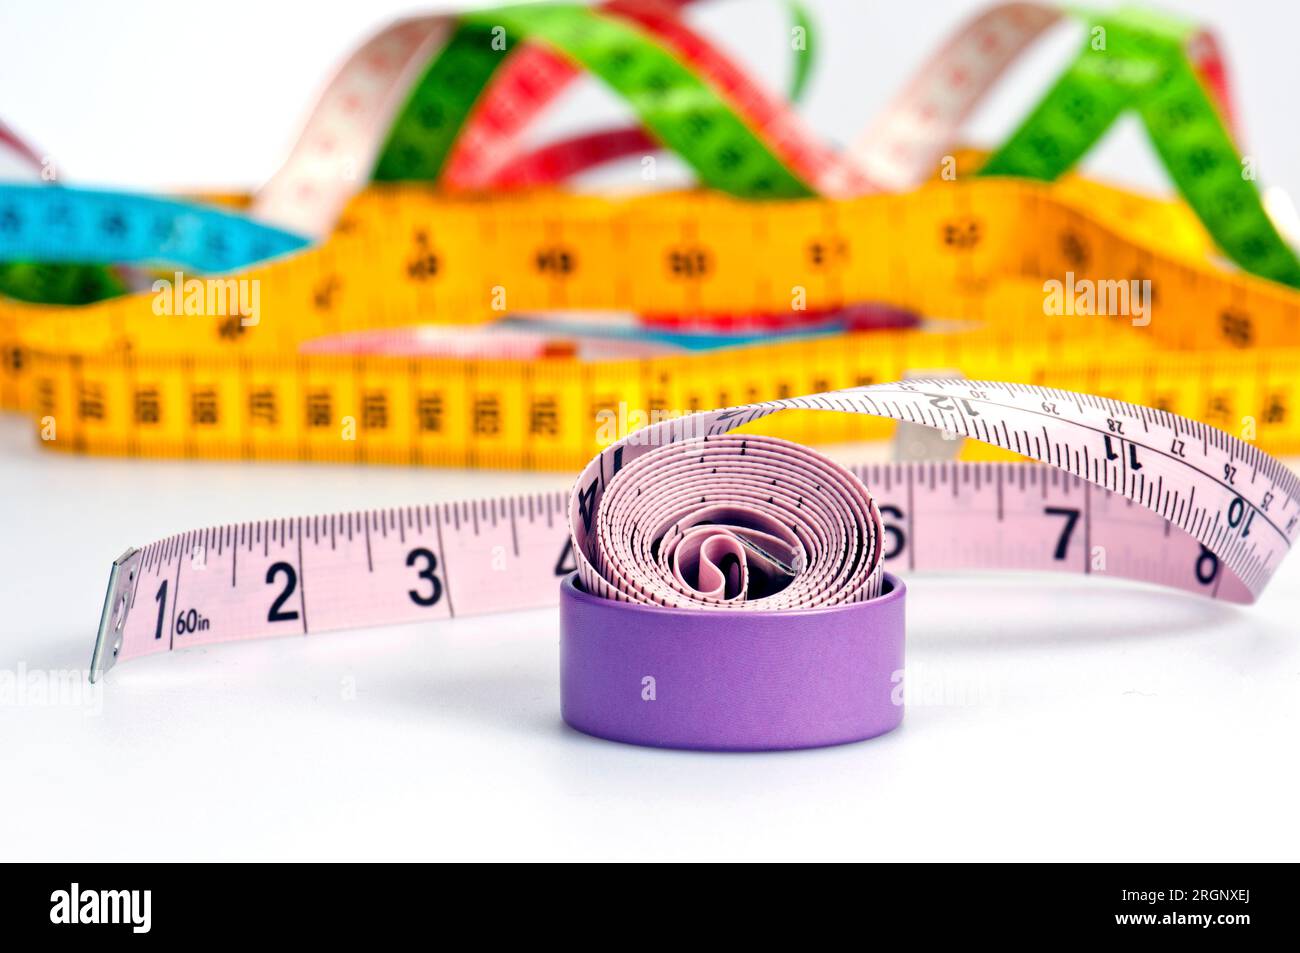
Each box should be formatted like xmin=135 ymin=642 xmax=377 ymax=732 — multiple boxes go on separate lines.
xmin=0 ymin=184 xmax=309 ymax=272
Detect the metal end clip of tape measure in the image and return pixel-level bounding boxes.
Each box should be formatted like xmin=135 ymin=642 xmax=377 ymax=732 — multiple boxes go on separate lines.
xmin=91 ymin=380 xmax=1299 ymax=751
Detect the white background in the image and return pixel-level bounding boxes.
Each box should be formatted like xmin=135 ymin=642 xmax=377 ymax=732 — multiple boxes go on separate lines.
xmin=2 ymin=0 xmax=1299 ymax=861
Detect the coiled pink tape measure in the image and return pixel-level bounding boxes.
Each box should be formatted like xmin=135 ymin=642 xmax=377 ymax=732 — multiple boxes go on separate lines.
xmin=92 ymin=381 xmax=1298 ymax=750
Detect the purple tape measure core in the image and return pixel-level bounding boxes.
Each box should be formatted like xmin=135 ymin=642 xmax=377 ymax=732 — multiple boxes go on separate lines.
xmin=559 ymin=572 xmax=906 ymax=751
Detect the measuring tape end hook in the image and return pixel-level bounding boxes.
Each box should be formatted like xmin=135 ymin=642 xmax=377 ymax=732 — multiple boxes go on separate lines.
xmin=91 ymin=548 xmax=143 ymax=683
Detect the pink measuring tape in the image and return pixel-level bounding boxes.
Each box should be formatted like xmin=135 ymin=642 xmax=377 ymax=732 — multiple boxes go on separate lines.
xmin=92 ymin=381 xmax=1299 ymax=751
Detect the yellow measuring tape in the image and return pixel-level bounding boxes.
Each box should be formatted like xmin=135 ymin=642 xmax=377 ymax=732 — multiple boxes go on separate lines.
xmin=3 ymin=172 xmax=1298 ymax=470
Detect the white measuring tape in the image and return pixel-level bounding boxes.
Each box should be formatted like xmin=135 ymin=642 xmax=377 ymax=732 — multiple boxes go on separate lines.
xmin=92 ymin=380 xmax=1298 ymax=750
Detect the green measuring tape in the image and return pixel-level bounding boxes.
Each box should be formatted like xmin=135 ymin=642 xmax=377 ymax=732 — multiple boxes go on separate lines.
xmin=981 ymin=8 xmax=1300 ymax=287
xmin=0 ymin=261 xmax=125 ymax=305
xmin=376 ymin=3 xmax=815 ymax=197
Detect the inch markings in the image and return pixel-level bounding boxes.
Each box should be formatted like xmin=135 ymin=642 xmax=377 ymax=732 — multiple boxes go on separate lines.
xmin=95 ymin=381 xmax=1295 ymax=679
xmin=568 ymin=382 xmax=1296 ymax=608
